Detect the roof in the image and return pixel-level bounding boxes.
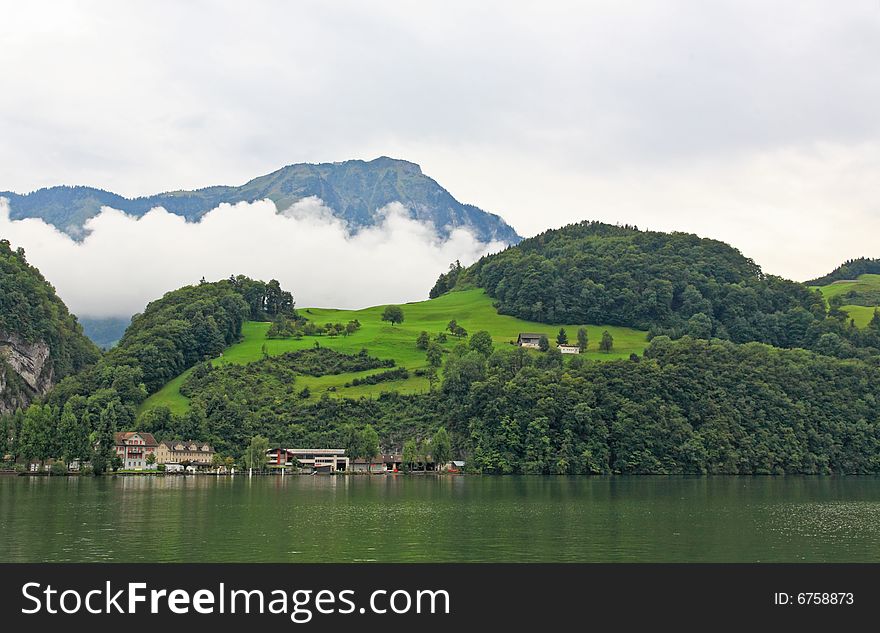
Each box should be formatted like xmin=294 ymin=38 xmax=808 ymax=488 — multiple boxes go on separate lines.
xmin=158 ymin=439 xmax=214 ymax=452
xmin=517 ymin=332 xmax=543 ymax=339
xmin=451 ymin=460 xmax=466 ymax=467
xmin=114 ymin=432 xmax=158 ymax=446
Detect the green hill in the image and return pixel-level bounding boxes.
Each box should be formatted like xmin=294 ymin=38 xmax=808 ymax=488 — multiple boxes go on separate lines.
xmin=446 ymin=221 xmax=825 ymax=348
xmin=807 ymin=258 xmax=880 ymax=286
xmin=0 ymin=240 xmax=99 ymax=414
xmin=813 ymin=274 xmax=880 ymax=328
xmin=140 ymin=288 xmax=648 ymax=415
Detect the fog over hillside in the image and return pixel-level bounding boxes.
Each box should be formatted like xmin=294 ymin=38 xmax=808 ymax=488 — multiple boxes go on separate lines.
xmin=0 ymin=197 xmax=505 ymax=317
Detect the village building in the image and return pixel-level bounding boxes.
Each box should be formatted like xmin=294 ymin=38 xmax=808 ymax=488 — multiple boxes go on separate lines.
xmin=558 ymin=344 xmax=581 ymax=354
xmin=349 ymin=458 xmax=387 ymax=474
xmin=348 ymin=453 xmax=405 ymax=473
xmin=156 ymin=439 xmax=215 ymax=468
xmin=266 ymin=448 xmax=349 ymax=472
xmin=114 ymin=432 xmax=158 ymax=470
xmin=517 ymin=333 xmax=543 ymax=349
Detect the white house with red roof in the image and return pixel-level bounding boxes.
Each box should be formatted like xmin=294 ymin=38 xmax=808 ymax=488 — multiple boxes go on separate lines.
xmin=114 ymin=432 xmax=159 ymax=470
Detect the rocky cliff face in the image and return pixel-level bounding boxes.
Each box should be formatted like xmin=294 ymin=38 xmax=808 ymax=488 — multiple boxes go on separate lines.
xmin=0 ymin=331 xmax=54 ymax=415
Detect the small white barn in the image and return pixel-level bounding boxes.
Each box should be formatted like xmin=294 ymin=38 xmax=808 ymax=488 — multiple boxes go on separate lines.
xmin=558 ymin=344 xmax=581 ymax=354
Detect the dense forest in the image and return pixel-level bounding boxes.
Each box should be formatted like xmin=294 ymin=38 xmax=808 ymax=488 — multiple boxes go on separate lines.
xmin=438 ymin=221 xmax=879 ymax=360
xmin=1 ymin=274 xmax=296 ymax=472
xmin=137 ymin=348 xmax=399 ymax=453
xmin=0 ymin=239 xmax=99 ymax=382
xmin=82 ymin=333 xmax=880 ymax=474
xmin=3 ymin=228 xmax=880 ymax=476
xmin=807 ymin=257 xmax=880 ymax=286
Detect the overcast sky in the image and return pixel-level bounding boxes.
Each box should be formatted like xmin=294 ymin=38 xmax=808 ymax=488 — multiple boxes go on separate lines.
xmin=2 ymin=1 xmax=879 ymax=313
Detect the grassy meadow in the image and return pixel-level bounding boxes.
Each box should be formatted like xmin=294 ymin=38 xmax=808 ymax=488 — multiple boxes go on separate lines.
xmin=813 ymin=274 xmax=880 ymax=328
xmin=139 ymin=288 xmax=647 ymax=415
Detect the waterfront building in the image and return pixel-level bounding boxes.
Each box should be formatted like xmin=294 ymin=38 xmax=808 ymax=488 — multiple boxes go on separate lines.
xmin=267 ymin=448 xmax=349 ymax=472
xmin=113 ymin=432 xmax=158 ymax=470
xmin=156 ymin=440 xmax=215 ymax=468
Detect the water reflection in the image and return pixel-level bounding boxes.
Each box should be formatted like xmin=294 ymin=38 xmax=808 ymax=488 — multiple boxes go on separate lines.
xmin=1 ymin=475 xmax=879 ymax=562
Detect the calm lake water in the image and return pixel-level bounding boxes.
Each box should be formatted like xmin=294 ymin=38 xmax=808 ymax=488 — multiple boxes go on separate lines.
xmin=2 ymin=475 xmax=879 ymax=562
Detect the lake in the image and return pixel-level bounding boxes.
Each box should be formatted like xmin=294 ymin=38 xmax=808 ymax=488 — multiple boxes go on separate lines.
xmin=2 ymin=475 xmax=879 ymax=562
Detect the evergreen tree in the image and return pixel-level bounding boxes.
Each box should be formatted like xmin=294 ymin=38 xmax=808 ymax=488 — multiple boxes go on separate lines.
xmin=556 ymin=328 xmax=568 ymax=345
xmin=58 ymin=401 xmax=90 ymax=464
xmin=577 ymin=327 xmax=588 ymax=352
xmin=600 ymin=330 xmax=614 ymax=353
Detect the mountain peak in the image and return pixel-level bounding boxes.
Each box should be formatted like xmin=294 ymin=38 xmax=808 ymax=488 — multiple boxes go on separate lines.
xmin=2 ymin=158 xmax=518 ymax=244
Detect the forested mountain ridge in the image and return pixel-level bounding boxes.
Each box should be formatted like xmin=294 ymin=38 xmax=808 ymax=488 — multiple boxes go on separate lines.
xmin=0 ymin=240 xmax=99 ymax=414
xmin=435 ymin=220 xmax=880 ymax=359
xmin=1 ymin=157 xmax=521 ymax=244
xmin=808 ymin=258 xmax=880 ymax=286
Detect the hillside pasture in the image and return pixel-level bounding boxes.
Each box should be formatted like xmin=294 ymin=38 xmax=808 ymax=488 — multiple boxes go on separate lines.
xmin=140 ymin=288 xmax=648 ymax=414
xmin=814 ymin=274 xmax=880 ymax=328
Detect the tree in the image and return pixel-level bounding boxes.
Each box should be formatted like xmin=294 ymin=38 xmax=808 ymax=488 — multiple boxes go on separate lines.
xmin=0 ymin=415 xmax=9 ymax=459
xmin=417 ymin=438 xmax=430 ymax=472
xmin=381 ymin=305 xmax=404 ymax=326
xmin=146 ymin=453 xmax=156 ymax=468
xmin=469 ymin=330 xmax=494 ymax=357
xmin=345 ymin=320 xmax=361 ymax=336
xmin=244 ymin=435 xmax=269 ymax=472
xmin=577 ymin=327 xmax=588 ymax=352
xmin=426 ymin=366 xmax=439 ymax=391
xmin=402 ymin=439 xmax=418 ymax=472
xmin=342 ymin=424 xmax=362 ymax=464
xmin=426 ymin=342 xmax=443 ymax=368
xmin=58 ymin=402 xmax=90 ymax=464
xmin=538 ymin=334 xmax=550 ymax=352
xmin=600 ymin=330 xmax=614 ymax=353
xmin=432 ymin=427 xmax=452 ymax=472
xmin=687 ymin=312 xmax=713 ymax=339
xmin=416 ymin=331 xmax=430 ymax=350
xmin=556 ymin=328 xmax=568 ymax=345
xmin=18 ymin=405 xmax=54 ymax=468
xmin=447 ymin=320 xmax=467 ymax=337
xmin=360 ymin=425 xmax=380 ymax=474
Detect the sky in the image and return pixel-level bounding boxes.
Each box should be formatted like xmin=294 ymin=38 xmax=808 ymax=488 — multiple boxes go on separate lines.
xmin=1 ymin=1 xmax=879 ymax=314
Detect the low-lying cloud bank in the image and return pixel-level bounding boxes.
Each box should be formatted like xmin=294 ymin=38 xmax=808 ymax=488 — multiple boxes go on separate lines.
xmin=0 ymin=197 xmax=506 ymax=317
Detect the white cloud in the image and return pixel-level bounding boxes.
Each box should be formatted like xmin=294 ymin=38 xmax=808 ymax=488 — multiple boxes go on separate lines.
xmin=0 ymin=198 xmax=504 ymax=317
